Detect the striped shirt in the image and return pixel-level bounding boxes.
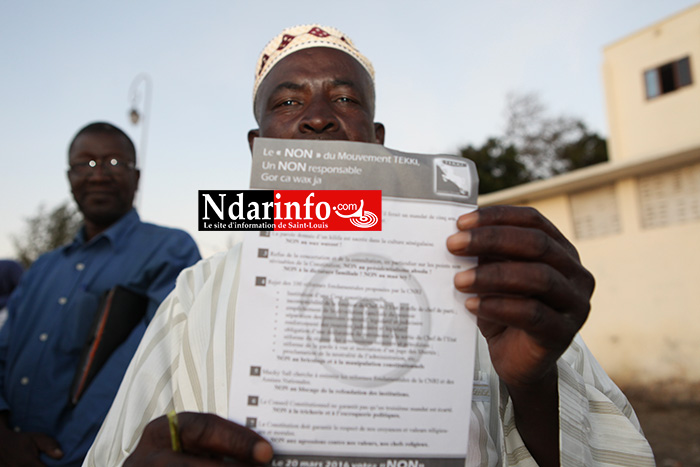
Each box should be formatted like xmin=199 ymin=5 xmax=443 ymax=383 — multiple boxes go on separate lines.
xmin=84 ymin=244 xmax=654 ymax=466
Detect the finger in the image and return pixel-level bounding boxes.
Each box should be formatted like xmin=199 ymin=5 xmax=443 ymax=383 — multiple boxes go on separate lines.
xmin=176 ymin=413 xmax=272 ymax=463
xmin=449 ymin=226 xmax=595 ymax=297
xmin=449 ymin=223 xmax=577 ymax=271
xmin=457 ymin=206 xmax=578 ymax=258
xmin=466 ymin=295 xmax=581 ymax=347
xmin=30 ymin=432 xmax=64 ymax=459
xmin=132 ymin=413 xmax=273 ymax=466
xmin=469 ymin=305 xmax=506 ymax=341
xmin=454 ymin=262 xmax=590 ymax=314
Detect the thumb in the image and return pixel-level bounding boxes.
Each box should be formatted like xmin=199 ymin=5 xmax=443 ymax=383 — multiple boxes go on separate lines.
xmin=30 ymin=433 xmax=64 ymax=459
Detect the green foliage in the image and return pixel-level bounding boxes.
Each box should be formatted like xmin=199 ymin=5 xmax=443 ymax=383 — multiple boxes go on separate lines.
xmin=460 ymin=138 xmax=530 ymax=195
xmin=556 ymin=123 xmax=608 ymax=172
xmin=460 ymin=92 xmax=609 ymax=194
xmin=13 ymin=201 xmax=82 ymax=268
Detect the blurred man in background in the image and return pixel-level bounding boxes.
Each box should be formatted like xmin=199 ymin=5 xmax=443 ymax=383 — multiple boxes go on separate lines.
xmin=0 ymin=122 xmax=201 ymax=466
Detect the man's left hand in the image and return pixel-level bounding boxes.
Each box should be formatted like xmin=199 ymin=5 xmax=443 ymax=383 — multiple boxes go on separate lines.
xmin=447 ymin=205 xmax=595 ymax=391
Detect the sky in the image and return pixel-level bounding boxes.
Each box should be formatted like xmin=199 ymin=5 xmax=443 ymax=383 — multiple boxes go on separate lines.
xmin=1 ymin=0 xmax=698 ymax=259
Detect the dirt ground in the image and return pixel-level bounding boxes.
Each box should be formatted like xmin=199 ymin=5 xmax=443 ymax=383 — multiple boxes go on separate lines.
xmin=622 ymin=382 xmax=700 ymax=466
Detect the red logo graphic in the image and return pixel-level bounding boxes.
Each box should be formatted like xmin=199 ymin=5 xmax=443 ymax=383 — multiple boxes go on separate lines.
xmin=273 ymin=190 xmax=381 ymax=231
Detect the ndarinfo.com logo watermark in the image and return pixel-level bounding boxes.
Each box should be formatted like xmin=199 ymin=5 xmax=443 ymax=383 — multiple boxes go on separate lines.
xmin=198 ymin=190 xmax=381 ymax=231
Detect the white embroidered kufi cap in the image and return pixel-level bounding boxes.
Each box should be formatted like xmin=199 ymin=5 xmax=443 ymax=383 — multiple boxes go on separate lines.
xmin=253 ymin=24 xmax=374 ymax=105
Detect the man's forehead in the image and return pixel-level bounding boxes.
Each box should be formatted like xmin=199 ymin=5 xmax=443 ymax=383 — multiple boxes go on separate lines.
xmin=72 ymin=131 xmax=124 ymax=147
xmin=70 ymin=132 xmax=133 ymax=158
xmin=264 ymin=48 xmax=371 ymax=88
xmin=252 ymin=24 xmax=374 ymax=106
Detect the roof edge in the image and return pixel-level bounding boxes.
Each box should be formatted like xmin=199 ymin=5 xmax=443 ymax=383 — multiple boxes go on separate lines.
xmin=479 ymin=145 xmax=700 ymax=206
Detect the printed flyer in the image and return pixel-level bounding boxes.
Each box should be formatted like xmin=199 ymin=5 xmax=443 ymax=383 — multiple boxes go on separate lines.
xmin=229 ymin=138 xmax=479 ymax=467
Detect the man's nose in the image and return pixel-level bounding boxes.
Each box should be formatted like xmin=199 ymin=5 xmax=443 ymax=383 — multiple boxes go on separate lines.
xmin=299 ymin=99 xmax=339 ymax=135
xmin=86 ymin=162 xmax=111 ymax=180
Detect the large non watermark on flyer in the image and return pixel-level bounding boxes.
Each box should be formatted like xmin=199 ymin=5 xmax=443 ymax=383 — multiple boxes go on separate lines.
xmin=229 ymin=138 xmax=479 ymax=467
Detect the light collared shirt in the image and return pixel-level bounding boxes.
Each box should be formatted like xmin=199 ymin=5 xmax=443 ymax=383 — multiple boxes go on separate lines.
xmin=85 ymin=244 xmax=654 ymax=466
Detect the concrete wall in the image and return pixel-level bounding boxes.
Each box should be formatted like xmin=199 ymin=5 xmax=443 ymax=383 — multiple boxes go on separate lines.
xmin=602 ymin=4 xmax=700 ymax=162
xmin=479 ymin=5 xmax=700 ymax=385
xmin=525 ymin=170 xmax=700 ymax=385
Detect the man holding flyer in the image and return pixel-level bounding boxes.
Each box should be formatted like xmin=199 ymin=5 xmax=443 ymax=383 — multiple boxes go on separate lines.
xmin=85 ymin=25 xmax=653 ymax=467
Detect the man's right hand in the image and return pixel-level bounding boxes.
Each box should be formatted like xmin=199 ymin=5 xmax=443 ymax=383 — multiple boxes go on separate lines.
xmin=124 ymin=412 xmax=274 ymax=466
xmin=0 ymin=424 xmax=63 ymax=466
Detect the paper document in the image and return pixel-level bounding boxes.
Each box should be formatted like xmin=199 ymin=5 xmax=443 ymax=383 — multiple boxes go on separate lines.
xmin=229 ymin=138 xmax=479 ymax=467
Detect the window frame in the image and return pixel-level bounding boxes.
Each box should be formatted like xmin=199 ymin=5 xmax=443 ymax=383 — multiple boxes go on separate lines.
xmin=643 ymin=56 xmax=693 ymax=100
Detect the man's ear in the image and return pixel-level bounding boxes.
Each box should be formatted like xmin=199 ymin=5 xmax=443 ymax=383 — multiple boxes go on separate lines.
xmin=66 ymin=170 xmax=74 ymax=195
xmin=374 ymin=123 xmax=385 ymax=145
xmin=248 ymin=129 xmax=260 ymax=153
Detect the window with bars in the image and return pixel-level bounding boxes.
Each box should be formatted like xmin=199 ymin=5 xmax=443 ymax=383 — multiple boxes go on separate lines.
xmin=644 ymin=56 xmax=693 ymax=99
xmin=638 ymin=163 xmax=700 ymax=229
xmin=569 ymin=185 xmax=621 ymax=240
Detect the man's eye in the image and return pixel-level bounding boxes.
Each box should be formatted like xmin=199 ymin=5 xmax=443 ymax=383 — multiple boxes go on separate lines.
xmin=336 ymin=97 xmax=354 ymax=103
xmin=280 ymin=99 xmax=298 ymax=106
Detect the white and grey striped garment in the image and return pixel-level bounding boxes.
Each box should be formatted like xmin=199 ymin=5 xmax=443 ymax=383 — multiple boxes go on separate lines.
xmin=84 ymin=244 xmax=655 ymax=467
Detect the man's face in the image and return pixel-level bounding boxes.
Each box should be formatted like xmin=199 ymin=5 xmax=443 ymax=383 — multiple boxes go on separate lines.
xmin=67 ymin=131 xmax=139 ymax=228
xmin=250 ymin=47 xmax=385 ymax=147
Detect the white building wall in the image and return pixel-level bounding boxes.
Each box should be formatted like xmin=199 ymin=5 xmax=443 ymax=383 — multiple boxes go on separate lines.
xmin=481 ymin=5 xmax=700 ymax=385
xmin=603 ymin=4 xmax=700 ymax=162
